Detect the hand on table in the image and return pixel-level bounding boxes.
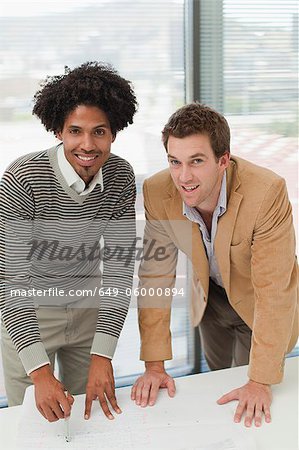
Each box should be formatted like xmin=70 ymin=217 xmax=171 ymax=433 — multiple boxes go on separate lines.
xmin=217 ymin=380 xmax=272 ymax=427
xmin=131 ymin=361 xmax=176 ymax=407
xmin=30 ymin=364 xmax=74 ymax=422
xmin=84 ymin=354 xmax=121 ymax=420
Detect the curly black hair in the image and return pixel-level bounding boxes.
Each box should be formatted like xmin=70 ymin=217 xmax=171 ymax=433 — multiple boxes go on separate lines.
xmin=32 ymin=61 xmax=138 ymax=136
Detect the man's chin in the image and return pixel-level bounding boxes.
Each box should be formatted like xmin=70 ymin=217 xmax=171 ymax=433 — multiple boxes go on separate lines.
xmin=182 ymin=195 xmax=199 ymax=208
xmin=75 ymin=166 xmax=95 ymax=183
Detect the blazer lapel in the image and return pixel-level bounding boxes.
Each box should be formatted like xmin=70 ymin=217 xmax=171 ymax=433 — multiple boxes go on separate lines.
xmin=214 ymin=159 xmax=243 ymax=294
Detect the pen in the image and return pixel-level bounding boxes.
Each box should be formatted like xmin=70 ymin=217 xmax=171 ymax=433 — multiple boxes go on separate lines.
xmin=65 ymin=416 xmax=71 ymax=443
xmin=64 ymin=390 xmax=71 ymax=443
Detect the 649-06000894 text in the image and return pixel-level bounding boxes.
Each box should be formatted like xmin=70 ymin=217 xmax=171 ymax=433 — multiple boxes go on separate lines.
xmin=9 ymin=286 xmax=185 ymax=298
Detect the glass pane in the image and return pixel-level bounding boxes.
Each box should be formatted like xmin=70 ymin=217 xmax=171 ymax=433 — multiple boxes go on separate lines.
xmin=223 ymin=0 xmax=298 ymax=235
xmin=199 ymin=0 xmax=298 ymax=366
xmin=0 ymin=0 xmax=192 ymax=392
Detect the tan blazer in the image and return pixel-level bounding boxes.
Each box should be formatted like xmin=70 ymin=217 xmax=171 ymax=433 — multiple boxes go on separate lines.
xmin=138 ymin=156 xmax=298 ymax=384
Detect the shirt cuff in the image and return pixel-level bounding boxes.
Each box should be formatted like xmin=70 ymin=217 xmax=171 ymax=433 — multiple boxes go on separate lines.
xmin=90 ymin=332 xmax=118 ymax=359
xmin=18 ymin=342 xmax=51 ymax=375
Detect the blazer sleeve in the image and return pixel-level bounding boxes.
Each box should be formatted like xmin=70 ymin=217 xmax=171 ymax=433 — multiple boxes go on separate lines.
xmin=248 ymin=177 xmax=298 ymax=384
xmin=138 ymin=179 xmax=178 ymax=361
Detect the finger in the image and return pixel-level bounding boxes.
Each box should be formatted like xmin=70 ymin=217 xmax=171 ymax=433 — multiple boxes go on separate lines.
xmin=140 ymin=383 xmax=151 ymax=407
xmin=244 ymin=403 xmax=255 ymax=428
xmin=148 ymin=381 xmax=160 ymax=406
xmin=64 ymin=389 xmax=74 ymax=404
xmin=165 ymin=378 xmax=176 ymax=398
xmin=131 ymin=383 xmax=137 ymax=400
xmin=263 ymin=405 xmax=272 ymax=423
xmin=135 ymin=381 xmax=144 ymax=406
xmin=233 ymin=401 xmax=246 ymax=423
xmin=254 ymin=404 xmax=263 ymax=427
xmin=98 ymin=393 xmax=114 ymax=420
xmin=67 ymin=392 xmax=75 ymax=407
xmin=43 ymin=404 xmax=60 ymax=422
xmin=217 ymin=388 xmax=239 ymax=405
xmin=59 ymin=392 xmax=71 ymax=418
xmin=50 ymin=400 xmax=65 ymax=420
xmin=84 ymin=391 xmax=93 ymax=420
xmin=36 ymin=404 xmax=48 ymax=421
xmin=105 ymin=386 xmax=122 ymax=414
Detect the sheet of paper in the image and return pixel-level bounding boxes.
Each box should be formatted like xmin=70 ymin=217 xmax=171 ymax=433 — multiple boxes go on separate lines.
xmin=16 ymin=386 xmax=257 ymax=450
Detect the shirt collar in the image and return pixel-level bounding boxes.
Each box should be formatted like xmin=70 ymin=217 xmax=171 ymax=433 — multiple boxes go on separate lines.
xmin=57 ymin=144 xmax=104 ymax=195
xmin=183 ymin=171 xmax=227 ymax=220
xmin=217 ymin=170 xmax=227 ymax=215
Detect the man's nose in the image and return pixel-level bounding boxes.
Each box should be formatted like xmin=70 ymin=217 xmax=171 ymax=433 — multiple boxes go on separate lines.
xmin=179 ymin=165 xmax=192 ymax=183
xmin=81 ymin=134 xmax=96 ymax=151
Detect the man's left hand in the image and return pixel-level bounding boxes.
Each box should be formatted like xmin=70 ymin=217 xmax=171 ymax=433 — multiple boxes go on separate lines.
xmin=217 ymin=380 xmax=272 ymax=427
xmin=84 ymin=355 xmax=122 ymax=420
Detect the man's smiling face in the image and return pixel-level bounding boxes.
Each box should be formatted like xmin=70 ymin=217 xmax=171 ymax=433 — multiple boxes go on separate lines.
xmin=167 ymin=133 xmax=229 ymax=212
xmin=57 ymin=104 xmax=115 ymax=184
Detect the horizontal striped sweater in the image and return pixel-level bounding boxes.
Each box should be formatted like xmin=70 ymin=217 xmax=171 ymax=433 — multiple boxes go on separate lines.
xmin=0 ymin=145 xmax=136 ymax=374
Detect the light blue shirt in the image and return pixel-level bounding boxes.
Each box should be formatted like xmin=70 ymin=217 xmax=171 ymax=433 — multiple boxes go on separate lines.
xmin=183 ymin=171 xmax=227 ymax=287
xmin=57 ymin=144 xmax=104 ymax=195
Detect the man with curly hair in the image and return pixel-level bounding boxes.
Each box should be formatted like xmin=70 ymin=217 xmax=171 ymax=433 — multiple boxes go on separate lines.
xmin=131 ymin=103 xmax=298 ymax=427
xmin=0 ymin=62 xmax=138 ymax=422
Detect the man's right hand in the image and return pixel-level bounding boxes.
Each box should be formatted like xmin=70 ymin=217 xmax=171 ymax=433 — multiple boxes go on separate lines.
xmin=131 ymin=361 xmax=175 ymax=407
xmin=29 ymin=364 xmax=74 ymax=422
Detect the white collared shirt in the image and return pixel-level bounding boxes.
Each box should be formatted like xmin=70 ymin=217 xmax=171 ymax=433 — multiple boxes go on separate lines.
xmin=183 ymin=171 xmax=227 ymax=287
xmin=57 ymin=145 xmax=104 ymax=195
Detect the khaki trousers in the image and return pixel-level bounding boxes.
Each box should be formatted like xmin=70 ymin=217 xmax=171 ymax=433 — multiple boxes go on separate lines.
xmin=199 ymin=278 xmax=252 ymax=370
xmin=1 ymin=301 xmax=98 ymax=406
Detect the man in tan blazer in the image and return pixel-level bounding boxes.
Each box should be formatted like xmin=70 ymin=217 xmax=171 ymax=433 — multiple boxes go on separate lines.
xmin=131 ymin=103 xmax=298 ymax=427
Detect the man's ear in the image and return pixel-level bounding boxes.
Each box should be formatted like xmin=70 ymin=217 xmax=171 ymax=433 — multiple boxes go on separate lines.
xmin=219 ymin=152 xmax=230 ymax=169
xmin=56 ymin=131 xmax=63 ymax=141
xmin=112 ymin=133 xmax=116 ymax=143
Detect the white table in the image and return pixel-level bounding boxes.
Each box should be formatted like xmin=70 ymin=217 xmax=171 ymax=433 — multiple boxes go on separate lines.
xmin=0 ymin=357 xmax=298 ymax=449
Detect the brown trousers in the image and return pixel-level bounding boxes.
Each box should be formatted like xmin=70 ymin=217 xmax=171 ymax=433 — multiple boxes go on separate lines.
xmin=199 ymin=278 xmax=252 ymax=370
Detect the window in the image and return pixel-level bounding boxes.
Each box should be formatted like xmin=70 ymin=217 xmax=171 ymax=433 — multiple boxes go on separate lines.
xmin=0 ymin=0 xmax=193 ymax=393
xmin=197 ymin=0 xmax=298 ymax=237
xmin=196 ymin=0 xmax=298 ymax=363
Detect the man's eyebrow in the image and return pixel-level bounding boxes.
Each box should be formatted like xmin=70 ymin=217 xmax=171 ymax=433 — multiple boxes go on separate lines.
xmin=68 ymin=123 xmax=109 ymax=129
xmin=168 ymin=152 xmax=206 ymax=159
xmin=93 ymin=124 xmax=109 ymax=128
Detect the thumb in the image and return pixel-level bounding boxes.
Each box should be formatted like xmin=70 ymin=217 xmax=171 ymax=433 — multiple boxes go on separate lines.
xmin=217 ymin=388 xmax=239 ymax=405
xmin=166 ymin=377 xmax=176 ymax=398
xmin=67 ymin=391 xmax=75 ymax=406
